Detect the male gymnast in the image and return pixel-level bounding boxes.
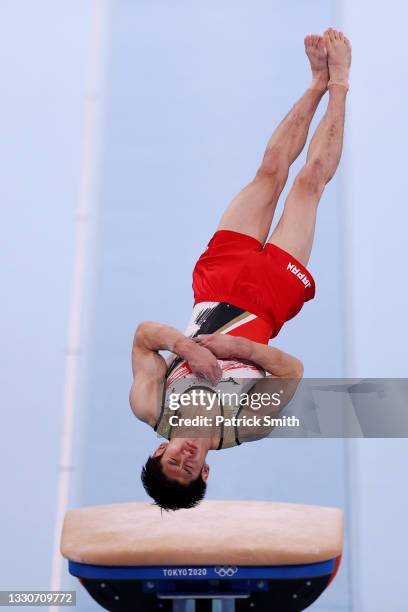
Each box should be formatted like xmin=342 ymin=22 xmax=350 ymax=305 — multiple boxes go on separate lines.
xmin=129 ymin=29 xmax=351 ymax=510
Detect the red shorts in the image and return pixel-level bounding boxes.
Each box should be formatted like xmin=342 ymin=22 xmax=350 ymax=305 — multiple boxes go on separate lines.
xmin=192 ymin=230 xmax=315 ymax=340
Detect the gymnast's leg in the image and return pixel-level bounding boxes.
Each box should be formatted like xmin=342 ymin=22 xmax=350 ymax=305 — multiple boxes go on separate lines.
xmin=217 ymin=35 xmax=329 ymax=245
xmin=267 ymin=28 xmax=352 ymax=265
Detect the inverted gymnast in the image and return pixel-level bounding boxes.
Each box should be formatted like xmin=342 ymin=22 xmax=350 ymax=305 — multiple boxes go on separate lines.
xmin=130 ymin=29 xmax=351 ymax=510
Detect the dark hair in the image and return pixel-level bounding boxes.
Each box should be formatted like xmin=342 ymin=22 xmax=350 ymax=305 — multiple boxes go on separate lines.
xmin=141 ymin=455 xmax=207 ymax=511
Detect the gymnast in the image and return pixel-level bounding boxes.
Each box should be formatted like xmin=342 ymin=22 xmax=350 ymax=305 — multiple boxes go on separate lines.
xmin=129 ymin=29 xmax=351 ymax=510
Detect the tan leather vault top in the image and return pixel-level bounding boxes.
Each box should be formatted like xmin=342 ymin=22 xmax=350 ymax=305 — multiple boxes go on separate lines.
xmin=60 ymin=500 xmax=343 ymax=566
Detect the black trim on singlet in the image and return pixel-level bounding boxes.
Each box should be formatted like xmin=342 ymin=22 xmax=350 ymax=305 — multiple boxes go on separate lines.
xmin=154 ymin=381 xmax=168 ymax=433
xmin=194 ymin=302 xmax=245 ymax=334
xmin=234 ymin=382 xmax=257 ymax=446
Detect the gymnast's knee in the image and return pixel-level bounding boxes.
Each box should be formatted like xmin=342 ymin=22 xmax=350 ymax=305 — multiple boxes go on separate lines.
xmin=256 ymin=146 xmax=289 ymax=187
xmin=294 ymin=159 xmax=327 ymax=198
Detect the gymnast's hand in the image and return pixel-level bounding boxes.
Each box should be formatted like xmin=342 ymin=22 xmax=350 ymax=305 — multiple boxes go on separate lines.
xmin=192 ymin=333 xmax=240 ymax=360
xmin=179 ymin=338 xmax=223 ymax=385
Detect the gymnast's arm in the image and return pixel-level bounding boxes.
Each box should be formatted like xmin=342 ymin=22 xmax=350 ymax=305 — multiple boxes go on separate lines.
xmin=129 ymin=322 xmax=222 ymax=425
xmin=193 ymin=334 xmax=303 ymax=378
xmin=237 ymin=339 xmax=304 ymax=379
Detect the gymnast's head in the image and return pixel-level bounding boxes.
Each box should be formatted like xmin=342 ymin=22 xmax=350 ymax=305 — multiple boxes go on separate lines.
xmin=141 ymin=439 xmax=210 ymax=511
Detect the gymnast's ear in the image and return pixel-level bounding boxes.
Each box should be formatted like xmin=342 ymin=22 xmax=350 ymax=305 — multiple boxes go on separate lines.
xmin=201 ymin=463 xmax=210 ymax=481
xmin=153 ymin=443 xmax=168 ymax=457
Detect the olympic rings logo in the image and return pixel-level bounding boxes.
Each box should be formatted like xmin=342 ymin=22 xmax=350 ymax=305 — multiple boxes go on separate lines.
xmin=214 ymin=566 xmax=238 ymax=577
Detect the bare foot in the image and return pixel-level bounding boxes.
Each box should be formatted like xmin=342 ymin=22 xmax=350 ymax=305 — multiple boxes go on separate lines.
xmin=305 ymin=34 xmax=328 ymax=91
xmin=324 ymin=28 xmax=352 ymax=90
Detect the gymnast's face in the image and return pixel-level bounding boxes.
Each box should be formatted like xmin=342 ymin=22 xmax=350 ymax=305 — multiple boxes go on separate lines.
xmin=153 ymin=440 xmax=210 ymax=484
